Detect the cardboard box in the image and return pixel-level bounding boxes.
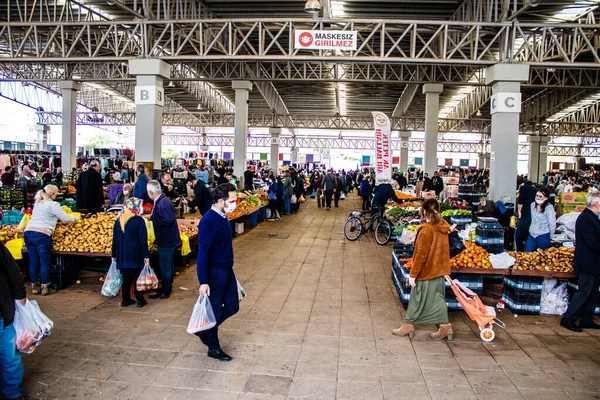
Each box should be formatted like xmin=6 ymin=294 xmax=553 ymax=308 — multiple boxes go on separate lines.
xmin=559 ymin=192 xmax=587 ymax=204
xmin=557 ymin=203 xmax=586 ymax=217
xmin=422 ymin=191 xmax=436 ymax=199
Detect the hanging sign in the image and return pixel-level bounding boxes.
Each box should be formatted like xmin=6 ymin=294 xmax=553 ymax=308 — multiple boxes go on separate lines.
xmin=294 ymin=30 xmax=358 ymax=51
xmin=372 ymin=112 xmax=392 ymax=184
xmin=135 ymin=86 xmax=164 ymax=106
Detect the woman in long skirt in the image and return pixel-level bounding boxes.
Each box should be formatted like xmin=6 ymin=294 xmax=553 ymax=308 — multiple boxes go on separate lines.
xmin=393 ymin=198 xmax=453 ymax=340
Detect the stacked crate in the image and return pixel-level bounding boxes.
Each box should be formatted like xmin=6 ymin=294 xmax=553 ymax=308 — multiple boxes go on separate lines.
xmin=475 ymin=218 xmax=505 ymax=254
xmin=501 ymin=276 xmax=544 ymax=314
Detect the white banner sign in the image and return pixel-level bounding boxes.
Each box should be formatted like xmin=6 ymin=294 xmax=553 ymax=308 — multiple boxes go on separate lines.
xmin=294 ymin=30 xmax=357 ymax=51
xmin=135 ymin=85 xmax=165 ymax=106
xmin=372 ymin=112 xmax=392 ymax=184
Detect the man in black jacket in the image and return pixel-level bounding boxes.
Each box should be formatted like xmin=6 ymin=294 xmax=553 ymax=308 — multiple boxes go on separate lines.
xmin=187 ymin=176 xmax=215 ymax=215
xmin=75 ymin=160 xmax=105 ymax=212
xmin=561 ymin=192 xmax=600 ymax=332
xmin=431 ymin=172 xmax=444 ymax=196
xmin=0 ymin=243 xmax=27 ymax=400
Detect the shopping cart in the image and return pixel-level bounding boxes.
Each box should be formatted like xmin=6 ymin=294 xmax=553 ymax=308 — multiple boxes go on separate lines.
xmin=445 ymin=276 xmax=506 ymax=342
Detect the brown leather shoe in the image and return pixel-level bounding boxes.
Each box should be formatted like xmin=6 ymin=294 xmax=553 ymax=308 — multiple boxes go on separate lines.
xmin=392 ymin=324 xmax=415 ymax=338
xmin=430 ymin=324 xmax=453 ymax=341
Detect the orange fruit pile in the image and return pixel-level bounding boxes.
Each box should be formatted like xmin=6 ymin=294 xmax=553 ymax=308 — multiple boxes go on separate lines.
xmin=450 ymin=241 xmax=492 ymax=269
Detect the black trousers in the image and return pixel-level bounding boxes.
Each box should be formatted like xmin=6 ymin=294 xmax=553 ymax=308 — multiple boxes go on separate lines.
xmin=269 ymin=199 xmax=278 ymax=218
xmin=324 ymin=190 xmax=334 ymax=208
xmin=362 ymin=196 xmax=370 ymax=211
xmin=515 ymin=218 xmax=531 ymax=252
xmin=334 ymin=191 xmax=341 ymax=207
xmin=562 ymin=272 xmax=600 ymax=326
xmin=121 ymin=269 xmax=144 ymax=302
xmin=195 ymin=269 xmax=239 ymax=351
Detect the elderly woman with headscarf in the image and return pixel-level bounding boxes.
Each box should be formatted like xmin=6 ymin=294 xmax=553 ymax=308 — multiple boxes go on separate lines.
xmin=111 ymin=197 xmax=150 ymax=308
xmin=114 ymin=183 xmax=133 ymax=205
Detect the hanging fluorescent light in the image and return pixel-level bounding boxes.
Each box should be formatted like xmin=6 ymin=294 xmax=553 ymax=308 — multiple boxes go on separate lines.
xmin=476 ymin=110 xmax=483 ymax=117
xmin=168 ymin=81 xmax=175 ymax=87
xmin=304 ymin=0 xmax=321 ymax=13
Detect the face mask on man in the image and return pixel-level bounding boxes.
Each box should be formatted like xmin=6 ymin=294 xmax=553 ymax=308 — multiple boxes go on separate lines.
xmin=224 ymin=201 xmax=237 ymax=214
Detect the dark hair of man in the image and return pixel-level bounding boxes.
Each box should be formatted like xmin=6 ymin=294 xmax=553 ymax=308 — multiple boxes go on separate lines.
xmin=214 ymin=183 xmax=237 ymax=202
xmin=136 ymin=164 xmax=145 ymax=173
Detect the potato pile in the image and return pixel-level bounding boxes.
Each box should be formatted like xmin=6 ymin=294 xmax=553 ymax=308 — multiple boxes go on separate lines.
xmin=0 ymin=225 xmax=20 ymax=244
xmin=53 ymin=214 xmax=117 ymax=254
xmin=508 ymin=247 xmax=574 ymax=273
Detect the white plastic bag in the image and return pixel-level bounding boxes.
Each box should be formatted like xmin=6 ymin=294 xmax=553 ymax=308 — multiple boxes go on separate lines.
xmin=398 ymin=228 xmax=417 ymax=245
xmin=13 ymin=300 xmax=50 ymax=354
xmin=540 ymin=279 xmax=569 ymax=315
xmin=186 ymin=295 xmax=217 ymax=334
xmin=340 ymin=193 xmax=346 ymax=200
xmin=237 ymin=279 xmax=247 ymax=301
xmin=556 ymin=212 xmax=581 ymax=235
xmin=27 ymin=300 xmax=54 ymax=337
xmin=489 ymin=252 xmax=516 ymax=269
xmin=136 ymin=263 xmax=159 ymax=291
xmin=291 ymin=194 xmax=298 ymax=204
xmin=101 ymin=261 xmax=122 ymax=297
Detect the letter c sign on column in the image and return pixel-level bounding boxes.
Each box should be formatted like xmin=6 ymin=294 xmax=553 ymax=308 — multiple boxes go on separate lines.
xmin=490 ymin=93 xmax=521 ymax=115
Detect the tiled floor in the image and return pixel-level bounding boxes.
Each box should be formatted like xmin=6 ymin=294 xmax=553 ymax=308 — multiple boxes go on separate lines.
xmin=20 ymin=193 xmax=600 ymax=400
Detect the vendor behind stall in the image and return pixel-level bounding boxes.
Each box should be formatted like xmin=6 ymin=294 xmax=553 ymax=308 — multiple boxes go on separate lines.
xmin=525 ymin=188 xmax=556 ymax=252
xmin=476 ymin=196 xmax=495 ymax=218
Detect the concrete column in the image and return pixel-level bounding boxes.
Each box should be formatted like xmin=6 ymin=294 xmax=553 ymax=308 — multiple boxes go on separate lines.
xmin=528 ymin=136 xmax=549 ymax=184
xmin=422 ymin=84 xmax=443 ymax=175
xmin=269 ymin=127 xmax=281 ymax=173
xmin=485 ymin=64 xmax=530 ymax=203
xmin=477 ymin=152 xmax=491 ymax=169
xmin=291 ymin=143 xmax=299 ymax=166
xmin=399 ymin=131 xmax=410 ymax=173
xmin=34 ymin=124 xmax=50 ymax=152
xmin=58 ymin=81 xmax=81 ymax=170
xmin=129 ymin=59 xmax=170 ymax=177
xmin=232 ymin=81 xmax=252 ymax=186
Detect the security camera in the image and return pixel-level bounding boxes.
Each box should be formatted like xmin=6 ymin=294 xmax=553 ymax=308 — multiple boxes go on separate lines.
xmin=305 ymin=0 xmax=321 ymax=13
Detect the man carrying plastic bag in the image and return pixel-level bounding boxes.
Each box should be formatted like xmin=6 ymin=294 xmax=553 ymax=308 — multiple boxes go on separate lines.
xmin=0 ymin=241 xmax=27 ymax=400
xmin=193 ymin=183 xmax=240 ymax=362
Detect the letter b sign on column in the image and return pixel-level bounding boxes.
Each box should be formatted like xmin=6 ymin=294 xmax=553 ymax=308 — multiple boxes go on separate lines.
xmin=135 ymin=86 xmax=165 ymax=107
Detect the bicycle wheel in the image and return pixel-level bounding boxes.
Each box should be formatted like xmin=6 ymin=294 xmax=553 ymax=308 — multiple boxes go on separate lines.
xmin=344 ymin=216 xmax=364 ymax=241
xmin=374 ymin=219 xmax=392 ymax=245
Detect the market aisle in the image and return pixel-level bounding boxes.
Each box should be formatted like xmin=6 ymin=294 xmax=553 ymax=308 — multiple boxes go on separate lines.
xmin=23 ymin=192 xmax=600 ymax=400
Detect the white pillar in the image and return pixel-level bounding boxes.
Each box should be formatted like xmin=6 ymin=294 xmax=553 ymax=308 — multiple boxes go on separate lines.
xmin=35 ymin=124 xmax=50 ymax=152
xmin=129 ymin=59 xmax=170 ymax=177
xmin=399 ymin=131 xmax=410 ymax=173
xmin=478 ymin=152 xmax=491 ymax=169
xmin=486 ymin=64 xmax=530 ymax=203
xmin=269 ymin=127 xmax=281 ymax=173
xmin=423 ymin=84 xmax=443 ymax=176
xmin=528 ymin=136 xmax=549 ymax=184
xmin=58 ymin=81 xmax=81 ymax=170
xmin=232 ymin=81 xmax=252 ymax=185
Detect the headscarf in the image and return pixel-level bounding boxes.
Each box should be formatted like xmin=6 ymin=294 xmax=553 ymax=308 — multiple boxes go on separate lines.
xmin=120 ymin=197 xmax=143 ymax=231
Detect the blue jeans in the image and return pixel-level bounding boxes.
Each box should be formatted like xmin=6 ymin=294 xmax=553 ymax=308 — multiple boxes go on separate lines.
xmin=525 ymin=233 xmax=551 ymax=252
xmin=24 ymin=231 xmax=53 ymax=285
xmin=283 ymin=198 xmax=291 ymax=215
xmin=0 ymin=318 xmax=24 ymax=400
xmin=157 ymin=246 xmax=176 ymax=295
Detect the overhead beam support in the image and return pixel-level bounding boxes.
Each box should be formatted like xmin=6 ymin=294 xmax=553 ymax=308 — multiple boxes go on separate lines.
xmin=392 ymin=84 xmax=420 ymax=117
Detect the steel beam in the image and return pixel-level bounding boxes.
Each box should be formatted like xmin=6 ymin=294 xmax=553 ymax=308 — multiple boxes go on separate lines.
xmin=392 ymin=84 xmax=420 ymax=117
xmin=441 ymin=86 xmax=491 ymax=131
xmin=1 ymin=19 xmax=599 ymax=67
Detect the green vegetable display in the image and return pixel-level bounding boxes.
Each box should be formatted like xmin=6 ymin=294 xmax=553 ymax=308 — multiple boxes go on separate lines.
xmin=440 ymin=202 xmax=452 ymax=213
xmin=387 ymin=207 xmax=410 ymax=217
xmin=441 ymin=209 xmax=471 ymax=217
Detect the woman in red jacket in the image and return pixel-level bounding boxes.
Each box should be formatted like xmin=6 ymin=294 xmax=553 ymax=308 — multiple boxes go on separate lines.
xmin=392 ymin=199 xmax=453 ymax=340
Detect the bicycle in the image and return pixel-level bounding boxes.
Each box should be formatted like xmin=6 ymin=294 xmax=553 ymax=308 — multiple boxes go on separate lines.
xmin=344 ymin=208 xmax=393 ymax=245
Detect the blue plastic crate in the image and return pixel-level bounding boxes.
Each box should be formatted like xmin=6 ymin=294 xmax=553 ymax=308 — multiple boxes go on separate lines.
xmin=504 ymin=276 xmax=544 ymax=291
xmin=248 ymin=211 xmax=259 ymax=227
xmin=259 ymin=207 xmax=267 ymax=221
xmin=1 ymin=210 xmax=23 ymax=226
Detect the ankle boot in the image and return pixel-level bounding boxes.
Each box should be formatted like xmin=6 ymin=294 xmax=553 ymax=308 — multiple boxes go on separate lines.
xmin=392 ymin=324 xmax=415 ymax=338
xmin=31 ymin=282 xmax=41 ymax=295
xmin=41 ymin=283 xmax=56 ymax=296
xmin=430 ymin=324 xmax=453 ymax=341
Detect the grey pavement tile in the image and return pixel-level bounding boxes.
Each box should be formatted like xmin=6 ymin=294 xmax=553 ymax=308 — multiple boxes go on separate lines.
xmin=336 ymin=380 xmax=384 ymax=400
xmin=135 ymin=386 xmax=193 ymax=400
xmin=547 ymin=372 xmax=600 ymax=393
xmin=416 ymin=353 xmax=460 ymax=369
xmin=455 ymin=355 xmax=502 ymax=371
xmin=463 ymin=369 xmax=516 ymax=390
xmin=65 ymin=360 xmax=124 ymax=381
xmin=108 ymin=364 xmax=164 ymax=384
xmin=196 ymin=371 xmax=249 ymax=392
xmin=422 ymin=368 xmax=471 ymax=388
xmin=153 ymin=366 xmax=206 ymax=388
xmin=428 ymin=386 xmax=478 ymax=400
xmin=382 ymin=383 xmax=431 ymax=400
xmin=473 ymin=388 xmax=525 ymax=400
xmin=338 ymin=363 xmax=382 ymax=383
xmin=250 ymin=357 xmax=296 ymax=377
xmin=505 ymin=370 xmax=560 ymax=390
xmin=288 ymin=377 xmax=337 ymax=399
xmin=379 ymin=365 xmax=425 ymax=385
xmin=294 ymin=360 xmax=338 ymax=380
xmin=518 ymin=388 xmax=570 ymax=400
xmin=242 ymin=374 xmax=292 ymax=395
xmin=187 ymin=389 xmax=240 ymax=400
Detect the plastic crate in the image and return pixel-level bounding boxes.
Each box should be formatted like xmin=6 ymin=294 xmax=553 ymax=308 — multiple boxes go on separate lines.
xmin=503 ymin=276 xmax=544 ymax=291
xmin=49 ymin=255 xmax=79 ymax=290
xmin=451 ymin=216 xmax=473 ymax=225
xmin=502 ymin=285 xmax=542 ymax=314
xmin=259 ymin=207 xmax=267 ymax=221
xmin=391 ymin=269 xmax=410 ymax=305
xmin=248 ymin=210 xmax=259 ymax=227
xmin=448 ymin=274 xmax=483 ymax=293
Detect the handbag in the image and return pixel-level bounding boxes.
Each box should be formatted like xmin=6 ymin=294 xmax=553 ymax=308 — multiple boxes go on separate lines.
xmin=268 ymin=191 xmax=277 ymax=201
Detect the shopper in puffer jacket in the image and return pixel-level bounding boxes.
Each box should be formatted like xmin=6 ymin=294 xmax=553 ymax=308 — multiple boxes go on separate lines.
xmin=283 ymin=170 xmax=294 ymax=215
xmin=360 ymin=177 xmax=372 ymax=211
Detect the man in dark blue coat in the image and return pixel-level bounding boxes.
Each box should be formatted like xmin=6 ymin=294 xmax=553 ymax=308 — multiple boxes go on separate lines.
xmin=148 ymin=180 xmax=182 ymax=300
xmin=561 ymin=192 xmax=600 ymax=332
xmin=195 ymin=183 xmax=239 ymax=362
